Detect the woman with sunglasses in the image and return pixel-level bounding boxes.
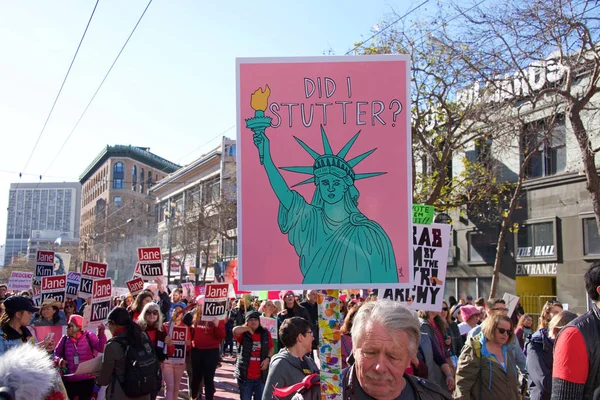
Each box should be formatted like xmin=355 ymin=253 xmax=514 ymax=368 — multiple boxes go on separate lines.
xmin=54 ymin=314 xmax=106 ymax=400
xmin=441 ymin=300 xmax=464 ymax=368
xmin=455 ymin=313 xmax=520 ymax=399
xmin=63 ymin=299 xmax=78 ymax=321
xmin=136 ymin=302 xmax=172 ymax=400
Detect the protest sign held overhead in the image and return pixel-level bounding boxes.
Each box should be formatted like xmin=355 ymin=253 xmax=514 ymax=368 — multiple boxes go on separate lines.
xmin=378 ymin=223 xmax=451 ymax=312
xmin=66 ymin=272 xmax=81 ymax=299
xmin=8 ymin=271 xmax=33 ymax=292
xmin=202 ymin=283 xmax=229 ymax=321
xmin=169 ymin=325 xmax=188 ymax=364
xmin=53 ymin=252 xmax=71 ymax=275
xmin=79 ymin=261 xmax=108 ymax=298
xmin=41 ymin=275 xmax=67 ymax=303
xmin=84 ymin=278 xmax=112 ymax=331
xmin=237 ymin=55 xmax=412 ymax=290
xmin=35 ymin=250 xmax=55 ymax=277
xmin=126 ymin=277 xmax=144 ymax=296
xmin=137 ymin=247 xmax=163 ymax=279
xmin=260 ymin=317 xmax=277 ymax=340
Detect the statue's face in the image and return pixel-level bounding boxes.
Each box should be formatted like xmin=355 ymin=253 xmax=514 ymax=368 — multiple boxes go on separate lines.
xmin=317 ymin=174 xmax=348 ymax=204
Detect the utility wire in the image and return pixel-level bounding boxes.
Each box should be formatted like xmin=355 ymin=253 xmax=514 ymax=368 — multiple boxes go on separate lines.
xmin=42 ymin=0 xmax=154 ymax=181
xmin=345 ymin=0 xmax=430 ymax=55
xmin=16 ymin=0 xmax=100 ymax=191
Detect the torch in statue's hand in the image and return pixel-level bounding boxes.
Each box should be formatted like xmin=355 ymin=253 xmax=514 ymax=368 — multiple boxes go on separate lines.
xmin=246 ymin=85 xmax=272 ymax=166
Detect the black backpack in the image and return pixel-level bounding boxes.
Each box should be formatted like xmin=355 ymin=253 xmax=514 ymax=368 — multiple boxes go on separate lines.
xmin=112 ymin=334 xmax=162 ymax=397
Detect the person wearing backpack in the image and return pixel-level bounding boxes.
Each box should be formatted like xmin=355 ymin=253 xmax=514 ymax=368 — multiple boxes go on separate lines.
xmin=54 ymin=314 xmax=107 ymax=400
xmin=96 ymin=307 xmax=161 ymax=400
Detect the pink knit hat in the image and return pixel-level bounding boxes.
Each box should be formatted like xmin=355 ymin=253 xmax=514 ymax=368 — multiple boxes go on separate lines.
xmin=68 ymin=314 xmax=84 ymax=329
xmin=460 ymin=305 xmax=480 ymax=321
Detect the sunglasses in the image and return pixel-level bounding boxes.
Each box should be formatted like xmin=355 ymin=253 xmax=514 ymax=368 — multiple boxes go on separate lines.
xmin=442 ymin=307 xmax=449 ymax=311
xmin=284 ymin=294 xmax=295 ymax=298
xmin=496 ymin=327 xmax=513 ymax=336
xmin=491 ymin=307 xmax=508 ymax=312
xmin=147 ymin=310 xmax=159 ymax=315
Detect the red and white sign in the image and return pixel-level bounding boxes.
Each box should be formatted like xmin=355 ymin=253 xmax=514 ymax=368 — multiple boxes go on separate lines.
xmin=126 ymin=277 xmax=145 ymax=296
xmin=41 ymin=275 xmax=67 ymax=303
xmin=138 ymin=247 xmax=162 ymax=262
xmin=8 ymin=271 xmax=34 ymax=292
xmin=82 ymin=261 xmax=108 ymax=279
xmin=133 ymin=262 xmax=142 ymax=279
xmin=169 ymin=325 xmax=188 ymax=364
xmin=137 ymin=247 xmax=163 ymax=279
xmin=35 ymin=250 xmax=55 ymax=277
xmin=84 ymin=278 xmax=112 ymax=331
xmin=202 ymin=283 xmax=229 ymax=321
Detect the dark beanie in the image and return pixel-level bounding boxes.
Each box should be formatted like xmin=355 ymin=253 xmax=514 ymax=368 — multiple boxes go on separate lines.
xmin=108 ymin=307 xmax=131 ymax=326
xmin=245 ymin=311 xmax=261 ymax=322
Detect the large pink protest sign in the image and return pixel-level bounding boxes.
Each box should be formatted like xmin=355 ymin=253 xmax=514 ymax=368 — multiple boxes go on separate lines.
xmin=237 ymin=56 xmax=412 ymax=290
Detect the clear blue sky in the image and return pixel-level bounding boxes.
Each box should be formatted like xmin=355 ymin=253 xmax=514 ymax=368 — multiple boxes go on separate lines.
xmin=0 ymin=0 xmax=419 ymax=251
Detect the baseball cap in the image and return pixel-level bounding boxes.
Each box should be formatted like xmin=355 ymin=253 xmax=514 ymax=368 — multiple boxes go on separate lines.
xmin=466 ymin=295 xmax=473 ymax=300
xmin=245 ymin=311 xmax=261 ymax=322
xmin=4 ymin=296 xmax=39 ymax=315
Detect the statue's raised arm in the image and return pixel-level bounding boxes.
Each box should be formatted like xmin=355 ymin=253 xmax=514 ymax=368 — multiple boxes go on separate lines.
xmin=246 ymin=85 xmax=293 ymax=210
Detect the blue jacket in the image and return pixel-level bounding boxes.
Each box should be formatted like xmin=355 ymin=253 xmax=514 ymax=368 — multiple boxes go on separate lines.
xmin=467 ymin=324 xmax=527 ymax=374
xmin=525 ymin=329 xmax=553 ymax=400
xmin=0 ymin=325 xmax=37 ymax=355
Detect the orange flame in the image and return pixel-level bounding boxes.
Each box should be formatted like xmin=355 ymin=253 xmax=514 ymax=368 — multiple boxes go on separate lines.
xmin=250 ymin=85 xmax=271 ymax=111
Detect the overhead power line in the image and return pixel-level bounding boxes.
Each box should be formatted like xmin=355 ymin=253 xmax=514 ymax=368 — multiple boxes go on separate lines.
xmin=42 ymin=0 xmax=155 ymax=180
xmin=15 ymin=0 xmax=101 ymax=191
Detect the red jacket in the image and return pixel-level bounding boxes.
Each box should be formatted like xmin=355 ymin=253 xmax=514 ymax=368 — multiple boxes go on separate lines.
xmin=191 ymin=320 xmax=225 ymax=350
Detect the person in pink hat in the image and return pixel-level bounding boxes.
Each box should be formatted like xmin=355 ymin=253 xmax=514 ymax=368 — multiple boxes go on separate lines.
xmin=54 ymin=314 xmax=107 ymax=400
xmin=457 ymin=305 xmax=480 ymax=337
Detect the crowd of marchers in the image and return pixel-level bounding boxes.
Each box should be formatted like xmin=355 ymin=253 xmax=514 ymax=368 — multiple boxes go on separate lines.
xmin=0 ymin=263 xmax=599 ymax=400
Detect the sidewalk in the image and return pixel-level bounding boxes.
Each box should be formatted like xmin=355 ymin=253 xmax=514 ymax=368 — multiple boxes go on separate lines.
xmin=157 ymin=356 xmax=240 ymax=400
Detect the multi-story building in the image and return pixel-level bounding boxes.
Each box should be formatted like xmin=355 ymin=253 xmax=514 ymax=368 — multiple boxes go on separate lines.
xmin=26 ymin=229 xmax=80 ymax=261
xmin=3 ymin=182 xmax=81 ymax=266
xmin=434 ymin=68 xmax=600 ymax=316
xmin=79 ymin=145 xmax=180 ymax=285
xmin=149 ymin=137 xmax=237 ymax=285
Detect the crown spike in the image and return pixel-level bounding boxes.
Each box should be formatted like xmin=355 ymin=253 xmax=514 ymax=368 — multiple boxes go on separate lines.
xmin=321 ymin=125 xmax=333 ymax=155
xmin=347 ymin=148 xmax=377 ymax=168
xmin=293 ymin=136 xmax=320 ymax=159
xmin=337 ymin=131 xmax=361 ymax=159
xmin=291 ymin=177 xmax=316 ymax=187
xmin=280 ymin=166 xmax=314 ymax=175
xmin=355 ymin=172 xmax=386 ymax=180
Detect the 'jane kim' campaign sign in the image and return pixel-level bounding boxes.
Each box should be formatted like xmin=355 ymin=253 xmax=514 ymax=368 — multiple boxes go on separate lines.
xmin=137 ymin=247 xmax=163 ymax=280
xmin=66 ymin=272 xmax=81 ymax=299
xmin=237 ymin=56 xmax=412 ymax=290
xmin=169 ymin=325 xmax=188 ymax=364
xmin=377 ymin=223 xmax=451 ymax=312
xmin=202 ymin=283 xmax=229 ymax=321
xmin=84 ymin=278 xmax=112 ymax=331
xmin=41 ymin=275 xmax=67 ymax=303
xmin=79 ymin=261 xmax=108 ymax=298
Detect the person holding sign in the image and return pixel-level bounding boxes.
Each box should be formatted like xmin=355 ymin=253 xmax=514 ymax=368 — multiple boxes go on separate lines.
xmin=233 ymin=311 xmax=274 ymax=400
xmin=0 ymin=296 xmax=54 ymax=355
xmin=54 ymin=315 xmax=106 ymax=400
xmin=190 ymin=305 xmax=226 ymax=400
xmin=162 ymin=302 xmax=190 ymax=400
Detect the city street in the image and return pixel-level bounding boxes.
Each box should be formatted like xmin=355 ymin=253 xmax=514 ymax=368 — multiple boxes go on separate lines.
xmin=157 ymin=356 xmax=240 ymax=400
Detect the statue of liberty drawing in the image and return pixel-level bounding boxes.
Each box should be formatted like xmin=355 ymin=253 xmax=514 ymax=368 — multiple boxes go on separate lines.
xmin=246 ymin=85 xmax=398 ymax=284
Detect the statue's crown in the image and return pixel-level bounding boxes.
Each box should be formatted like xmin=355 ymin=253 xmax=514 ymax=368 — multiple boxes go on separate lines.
xmin=280 ymin=125 xmax=386 ymax=187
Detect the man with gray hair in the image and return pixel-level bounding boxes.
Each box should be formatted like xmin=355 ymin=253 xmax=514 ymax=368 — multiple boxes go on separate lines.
xmin=342 ymin=299 xmax=451 ymax=400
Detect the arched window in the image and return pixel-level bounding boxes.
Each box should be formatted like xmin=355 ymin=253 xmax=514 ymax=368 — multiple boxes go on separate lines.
xmin=140 ymin=168 xmax=145 ymax=193
xmin=113 ymin=162 xmax=124 ymax=189
xmin=132 ymin=165 xmax=137 ymax=191
xmin=147 ymin=171 xmax=152 ymax=189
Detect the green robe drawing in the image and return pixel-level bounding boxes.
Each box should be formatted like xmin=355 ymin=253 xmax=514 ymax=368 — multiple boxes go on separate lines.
xmin=278 ymin=190 xmax=398 ymax=284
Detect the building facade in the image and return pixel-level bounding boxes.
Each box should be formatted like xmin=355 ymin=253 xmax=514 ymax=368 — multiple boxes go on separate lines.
xmin=79 ymin=145 xmax=180 ymax=285
xmin=440 ymin=76 xmax=600 ymax=316
xmin=3 ymin=182 xmax=81 ymax=266
xmin=149 ymin=137 xmax=237 ymax=285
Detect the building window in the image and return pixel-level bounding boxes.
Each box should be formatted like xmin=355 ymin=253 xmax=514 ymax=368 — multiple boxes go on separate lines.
xmin=523 ymin=114 xmax=566 ymax=178
xmin=113 ymin=196 xmax=122 ymax=208
xmin=147 ymin=171 xmax=152 ymax=189
xmin=202 ymin=177 xmax=220 ymax=204
xmin=113 ymin=162 xmax=124 ymax=189
xmin=226 ymin=144 xmax=236 ymax=157
xmin=467 ymin=229 xmax=497 ymax=263
xmin=583 ymin=217 xmax=600 ymax=256
xmin=516 ymin=220 xmax=556 ymax=259
xmin=140 ymin=168 xmax=145 ymax=194
xmin=132 ymin=165 xmax=137 ymax=191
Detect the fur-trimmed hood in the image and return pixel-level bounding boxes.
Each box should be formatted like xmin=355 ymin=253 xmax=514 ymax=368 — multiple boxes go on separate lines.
xmin=0 ymin=342 xmax=56 ymax=399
